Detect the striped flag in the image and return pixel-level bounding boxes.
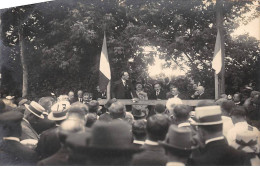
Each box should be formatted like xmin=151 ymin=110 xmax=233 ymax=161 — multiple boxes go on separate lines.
xmin=99 ymin=33 xmax=111 ymax=92
xmin=212 ymin=29 xmax=222 ymax=74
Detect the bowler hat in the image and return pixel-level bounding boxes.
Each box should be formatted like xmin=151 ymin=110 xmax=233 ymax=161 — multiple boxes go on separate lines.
xmin=0 ymin=110 xmax=23 ymax=122
xmin=132 ymin=108 xmax=146 ymax=118
xmin=191 ymin=106 xmax=223 ymax=125
xmin=25 ymin=101 xmax=45 ymax=119
xmin=159 ymin=125 xmax=199 ymax=151
xmin=86 ymin=120 xmax=140 ymax=153
xmin=48 ymin=101 xmax=70 ymax=121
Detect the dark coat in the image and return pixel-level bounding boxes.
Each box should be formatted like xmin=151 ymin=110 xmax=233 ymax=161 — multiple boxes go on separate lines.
xmin=149 ymin=90 xmax=166 ymax=100
xmin=111 ymin=79 xmax=134 ymax=99
xmin=20 ymin=119 xmax=39 ymax=141
xmin=0 ymin=140 xmax=38 ymax=165
xmin=35 ymin=127 xmax=61 ymax=160
xmin=29 ymin=118 xmax=56 ymax=135
xmin=37 ymin=147 xmax=69 ymax=166
xmin=69 ymin=98 xmax=77 ymax=104
xmin=131 ymin=144 xmax=168 ymax=166
xmin=188 ymin=139 xmax=248 ymax=166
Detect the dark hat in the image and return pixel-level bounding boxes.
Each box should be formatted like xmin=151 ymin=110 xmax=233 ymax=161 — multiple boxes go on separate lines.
xmin=191 ymin=106 xmax=223 ymax=125
xmin=104 ymin=98 xmax=117 ymax=109
xmin=159 ymin=125 xmax=199 ymax=151
xmin=154 ymin=104 xmax=166 ymax=113
xmin=87 ymin=120 xmax=140 ymax=153
xmin=132 ymin=119 xmax=146 ymax=134
xmin=66 ymin=131 xmax=91 ymax=153
xmin=18 ymin=99 xmax=30 ymax=106
xmin=0 ymin=110 xmax=23 ymax=123
xmin=132 ymin=108 xmax=146 ymax=118
xmin=25 ymin=101 xmax=45 ymax=119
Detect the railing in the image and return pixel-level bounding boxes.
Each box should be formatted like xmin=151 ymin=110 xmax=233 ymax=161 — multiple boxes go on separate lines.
xmin=98 ymin=99 xmax=214 ymax=107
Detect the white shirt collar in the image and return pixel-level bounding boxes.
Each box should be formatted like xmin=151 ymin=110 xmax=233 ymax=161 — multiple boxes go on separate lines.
xmin=145 ymin=139 xmax=159 ymax=146
xmin=133 ymin=140 xmax=145 ymax=145
xmin=178 ymin=122 xmax=190 ymax=128
xmin=3 ymin=137 xmax=20 ymax=142
xmin=205 ymin=136 xmax=225 ymax=145
xmin=166 ymin=162 xmax=185 ymax=166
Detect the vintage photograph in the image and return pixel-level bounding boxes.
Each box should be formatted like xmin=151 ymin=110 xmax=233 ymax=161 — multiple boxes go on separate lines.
xmin=0 ymin=0 xmax=259 ymax=166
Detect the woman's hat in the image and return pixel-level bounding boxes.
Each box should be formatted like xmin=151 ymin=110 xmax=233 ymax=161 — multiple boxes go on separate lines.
xmin=25 ymin=101 xmax=45 ymax=119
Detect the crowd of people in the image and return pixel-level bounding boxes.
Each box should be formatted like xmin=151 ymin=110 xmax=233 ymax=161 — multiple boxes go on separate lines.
xmin=0 ymin=72 xmax=259 ymax=166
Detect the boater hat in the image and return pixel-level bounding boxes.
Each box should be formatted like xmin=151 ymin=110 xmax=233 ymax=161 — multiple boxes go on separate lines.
xmin=159 ymin=125 xmax=199 ymax=151
xmin=25 ymin=101 xmax=45 ymax=119
xmin=191 ymin=106 xmax=223 ymax=125
xmin=48 ymin=101 xmax=70 ymax=121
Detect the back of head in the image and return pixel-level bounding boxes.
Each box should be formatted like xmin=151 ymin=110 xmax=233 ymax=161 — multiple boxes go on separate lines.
xmin=108 ymin=102 xmax=126 ymax=119
xmin=85 ymin=113 xmax=97 ymax=128
xmin=221 ymin=100 xmax=235 ymax=115
xmin=87 ymin=100 xmax=99 ymax=113
xmin=230 ymin=106 xmax=247 ymax=118
xmin=154 ymin=104 xmax=166 ymax=114
xmin=215 ymin=98 xmax=227 ymax=106
xmin=132 ymin=119 xmax=146 ymax=140
xmin=124 ymin=111 xmax=134 ymax=125
xmin=68 ymin=102 xmax=88 ymax=120
xmin=38 ymin=97 xmax=55 ymax=113
xmin=146 ymin=114 xmax=169 ymax=141
xmin=174 ymin=104 xmax=191 ymax=121
xmin=0 ymin=110 xmax=23 ymax=137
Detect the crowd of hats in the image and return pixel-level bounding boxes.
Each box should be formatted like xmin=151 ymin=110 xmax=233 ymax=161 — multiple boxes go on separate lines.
xmin=0 ymin=89 xmax=259 ymax=166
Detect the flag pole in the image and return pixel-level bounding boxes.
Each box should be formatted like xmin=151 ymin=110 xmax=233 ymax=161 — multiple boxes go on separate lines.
xmin=216 ymin=0 xmax=225 ymax=96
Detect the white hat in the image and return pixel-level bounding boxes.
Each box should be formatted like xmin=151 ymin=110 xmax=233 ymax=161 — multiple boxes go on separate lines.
xmin=25 ymin=101 xmax=45 ymax=119
xmin=6 ymin=96 xmax=15 ymax=100
xmin=191 ymin=106 xmax=223 ymax=125
xmin=48 ymin=101 xmax=70 ymax=121
xmin=166 ymin=98 xmax=183 ymax=111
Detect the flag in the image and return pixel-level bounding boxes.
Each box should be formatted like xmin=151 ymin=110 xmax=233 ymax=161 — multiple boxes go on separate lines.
xmin=99 ymin=33 xmax=111 ymax=92
xmin=212 ymin=29 xmax=222 ymax=74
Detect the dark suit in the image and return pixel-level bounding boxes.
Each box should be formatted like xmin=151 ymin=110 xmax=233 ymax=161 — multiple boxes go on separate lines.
xmin=29 ymin=118 xmax=55 ymax=135
xmin=37 ymin=146 xmax=69 ymax=166
xmin=21 ymin=119 xmax=39 ymax=141
xmin=131 ymin=143 xmax=168 ymax=166
xmin=149 ymin=90 xmax=166 ymax=100
xmin=69 ymin=98 xmax=77 ymax=104
xmin=188 ymin=139 xmax=248 ymax=166
xmin=0 ymin=140 xmax=37 ymax=165
xmin=35 ymin=127 xmax=61 ymax=160
xmin=111 ymin=79 xmax=134 ymax=99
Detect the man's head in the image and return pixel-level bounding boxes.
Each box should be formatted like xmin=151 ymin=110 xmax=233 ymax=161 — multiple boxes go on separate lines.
xmin=38 ymin=97 xmax=55 ymax=113
xmin=121 ymin=71 xmax=129 ymax=81
xmin=146 ymin=114 xmax=169 ymax=141
xmin=230 ymin=106 xmax=247 ymax=124
xmin=154 ymin=104 xmax=166 ymax=114
xmin=174 ymin=105 xmax=191 ymax=122
xmin=108 ymin=102 xmax=126 ymax=119
xmin=154 ymin=83 xmax=161 ymax=92
xmin=83 ymin=92 xmax=92 ymax=102
xmin=166 ymin=98 xmax=183 ymax=114
xmin=77 ymin=90 xmax=83 ymax=98
xmin=68 ymin=102 xmax=88 ymax=123
xmin=196 ymin=86 xmax=205 ymax=95
xmin=87 ymin=100 xmax=99 ymax=113
xmin=96 ymin=86 xmax=101 ymax=92
xmin=132 ymin=119 xmax=147 ymax=141
xmin=135 ymin=83 xmax=143 ymax=91
xmin=221 ymin=100 xmax=235 ymax=116
xmin=68 ymin=91 xmax=75 ymax=100
xmin=233 ymin=93 xmax=241 ymax=103
xmin=170 ymin=86 xmax=179 ymax=96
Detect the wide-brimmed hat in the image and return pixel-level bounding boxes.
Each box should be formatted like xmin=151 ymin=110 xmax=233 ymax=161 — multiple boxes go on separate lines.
xmin=159 ymin=124 xmax=199 ymax=151
xmin=232 ymin=128 xmax=259 ymax=153
xmin=48 ymin=101 xmax=70 ymax=121
xmin=191 ymin=106 xmax=223 ymax=125
xmin=132 ymin=108 xmax=146 ymax=118
xmin=86 ymin=120 xmax=141 ymax=153
xmin=25 ymin=101 xmax=45 ymax=119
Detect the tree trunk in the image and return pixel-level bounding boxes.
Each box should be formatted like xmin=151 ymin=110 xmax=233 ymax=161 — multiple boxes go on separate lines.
xmin=18 ymin=28 xmax=28 ymax=97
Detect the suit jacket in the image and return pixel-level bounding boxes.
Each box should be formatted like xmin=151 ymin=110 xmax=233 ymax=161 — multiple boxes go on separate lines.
xmin=29 ymin=118 xmax=56 ymax=135
xmin=37 ymin=146 xmax=69 ymax=166
xmin=131 ymin=144 xmax=168 ymax=166
xmin=21 ymin=119 xmax=39 ymax=141
xmin=35 ymin=127 xmax=61 ymax=160
xmin=69 ymin=98 xmax=77 ymax=104
xmin=188 ymin=139 xmax=248 ymax=166
xmin=111 ymin=79 xmax=134 ymax=99
xmin=0 ymin=140 xmax=38 ymax=165
xmin=149 ymin=90 xmax=166 ymax=100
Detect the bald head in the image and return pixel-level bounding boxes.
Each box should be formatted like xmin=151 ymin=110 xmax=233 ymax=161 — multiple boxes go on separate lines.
xmin=108 ymin=102 xmax=126 ymax=119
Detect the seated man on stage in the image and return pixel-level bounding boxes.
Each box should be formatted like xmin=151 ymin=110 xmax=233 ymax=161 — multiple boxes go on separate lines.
xmin=149 ymin=82 xmax=166 ymax=100
xmin=166 ymin=86 xmax=185 ymax=99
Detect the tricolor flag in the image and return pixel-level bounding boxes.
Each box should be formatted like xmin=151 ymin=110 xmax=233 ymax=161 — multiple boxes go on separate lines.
xmin=212 ymin=29 xmax=222 ymax=74
xmin=99 ymin=33 xmax=111 ymax=93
